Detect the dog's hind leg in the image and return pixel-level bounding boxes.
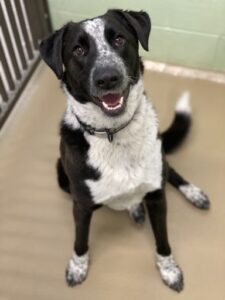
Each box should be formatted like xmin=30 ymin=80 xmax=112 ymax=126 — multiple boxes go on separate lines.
xmin=56 ymin=158 xmax=70 ymax=193
xmin=168 ymin=166 xmax=210 ymax=209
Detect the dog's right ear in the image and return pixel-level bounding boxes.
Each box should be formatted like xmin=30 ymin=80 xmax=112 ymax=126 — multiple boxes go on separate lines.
xmin=39 ymin=25 xmax=68 ymax=79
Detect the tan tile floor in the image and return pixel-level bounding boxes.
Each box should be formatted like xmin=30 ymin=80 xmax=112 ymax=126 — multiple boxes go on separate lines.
xmin=0 ymin=63 xmax=225 ymax=300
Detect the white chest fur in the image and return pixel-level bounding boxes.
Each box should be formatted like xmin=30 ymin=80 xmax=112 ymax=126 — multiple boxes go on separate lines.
xmin=64 ymin=79 xmax=163 ymax=211
xmin=85 ymin=97 xmax=162 ymax=210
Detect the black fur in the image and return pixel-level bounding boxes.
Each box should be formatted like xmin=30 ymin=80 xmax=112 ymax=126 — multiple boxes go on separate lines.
xmin=39 ymin=9 xmax=208 ymax=291
xmin=60 ymin=123 xmax=101 ymax=256
xmin=56 ymin=158 xmax=70 ymax=193
xmin=39 ymin=25 xmax=68 ymax=79
xmin=168 ymin=166 xmax=189 ymax=187
xmin=168 ymin=167 xmax=210 ymax=209
xmin=60 ymin=123 xmax=100 ymax=190
xmin=40 ymin=10 xmax=150 ymax=108
xmin=144 ymin=189 xmax=171 ymax=256
xmin=107 ymin=10 xmax=151 ymax=51
xmin=129 ymin=203 xmax=146 ymax=225
xmin=162 ymin=113 xmax=191 ymax=154
xmin=139 ymin=58 xmax=144 ymax=74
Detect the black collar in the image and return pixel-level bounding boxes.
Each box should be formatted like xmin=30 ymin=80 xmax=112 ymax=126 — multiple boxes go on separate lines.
xmin=75 ymin=114 xmax=135 ymax=142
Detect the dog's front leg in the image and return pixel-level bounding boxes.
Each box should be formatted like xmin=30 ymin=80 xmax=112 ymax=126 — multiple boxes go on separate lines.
xmin=66 ymin=200 xmax=93 ymax=287
xmin=145 ymin=189 xmax=184 ymax=292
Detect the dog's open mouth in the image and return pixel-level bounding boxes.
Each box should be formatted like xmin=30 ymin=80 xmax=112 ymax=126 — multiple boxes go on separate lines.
xmin=94 ymin=93 xmax=125 ymax=116
xmin=101 ymin=93 xmax=123 ymax=110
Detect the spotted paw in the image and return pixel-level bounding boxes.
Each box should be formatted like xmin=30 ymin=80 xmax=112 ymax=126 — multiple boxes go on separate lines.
xmin=129 ymin=203 xmax=145 ymax=225
xmin=156 ymin=254 xmax=184 ymax=292
xmin=179 ymin=184 xmax=210 ymax=210
xmin=65 ymin=252 xmax=89 ymax=287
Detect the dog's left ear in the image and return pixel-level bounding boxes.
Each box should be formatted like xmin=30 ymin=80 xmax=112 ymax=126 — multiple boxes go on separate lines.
xmin=108 ymin=10 xmax=151 ymax=51
xmin=39 ymin=24 xmax=68 ymax=79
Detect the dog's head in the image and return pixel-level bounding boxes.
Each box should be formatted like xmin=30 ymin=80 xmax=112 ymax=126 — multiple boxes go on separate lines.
xmin=40 ymin=10 xmax=151 ymax=117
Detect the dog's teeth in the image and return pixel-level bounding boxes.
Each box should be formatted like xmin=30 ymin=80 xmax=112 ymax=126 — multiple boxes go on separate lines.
xmin=102 ymin=97 xmax=123 ymax=111
xmin=119 ymin=97 xmax=124 ymax=104
xmin=102 ymin=101 xmax=109 ymax=109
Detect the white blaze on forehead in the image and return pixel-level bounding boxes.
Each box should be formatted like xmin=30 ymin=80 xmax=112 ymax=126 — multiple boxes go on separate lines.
xmin=83 ymin=18 xmax=127 ymax=75
xmin=83 ymin=18 xmax=109 ymax=55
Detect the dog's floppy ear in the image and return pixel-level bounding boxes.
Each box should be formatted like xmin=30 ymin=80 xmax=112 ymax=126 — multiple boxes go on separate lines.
xmin=39 ymin=25 xmax=68 ymax=79
xmin=108 ymin=10 xmax=151 ymax=51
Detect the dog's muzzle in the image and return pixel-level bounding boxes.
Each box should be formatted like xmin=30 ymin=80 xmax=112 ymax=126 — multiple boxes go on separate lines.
xmin=90 ymin=66 xmax=129 ymax=116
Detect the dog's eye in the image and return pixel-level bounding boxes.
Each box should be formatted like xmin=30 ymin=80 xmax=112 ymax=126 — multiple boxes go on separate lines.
xmin=113 ymin=36 xmax=125 ymax=48
xmin=73 ymin=46 xmax=85 ymax=57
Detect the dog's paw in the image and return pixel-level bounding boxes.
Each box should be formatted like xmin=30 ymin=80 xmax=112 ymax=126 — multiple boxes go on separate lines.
xmin=129 ymin=203 xmax=145 ymax=225
xmin=156 ymin=254 xmax=184 ymax=293
xmin=179 ymin=184 xmax=210 ymax=210
xmin=65 ymin=252 xmax=89 ymax=287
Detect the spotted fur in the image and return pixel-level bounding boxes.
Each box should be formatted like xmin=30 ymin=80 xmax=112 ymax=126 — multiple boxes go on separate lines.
xmin=83 ymin=18 xmax=128 ymax=94
xmin=156 ymin=254 xmax=184 ymax=292
xmin=39 ymin=9 xmax=209 ymax=293
xmin=66 ymin=252 xmax=89 ymax=286
xmin=64 ymin=78 xmax=162 ymax=211
xmin=129 ymin=202 xmax=145 ymax=224
xmin=179 ymin=184 xmax=210 ymax=209
xmin=63 ymin=77 xmax=144 ymax=131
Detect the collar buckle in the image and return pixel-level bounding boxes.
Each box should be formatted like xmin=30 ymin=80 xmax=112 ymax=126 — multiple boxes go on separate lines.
xmin=106 ymin=130 xmax=114 ymax=142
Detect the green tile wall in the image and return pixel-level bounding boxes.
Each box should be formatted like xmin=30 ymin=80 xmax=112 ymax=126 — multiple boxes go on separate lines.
xmin=47 ymin=0 xmax=225 ymax=72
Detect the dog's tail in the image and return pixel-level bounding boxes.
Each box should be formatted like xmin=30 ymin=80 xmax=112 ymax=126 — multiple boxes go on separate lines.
xmin=162 ymin=91 xmax=191 ymax=154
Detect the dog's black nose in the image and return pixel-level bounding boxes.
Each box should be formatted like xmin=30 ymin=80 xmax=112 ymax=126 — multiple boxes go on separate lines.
xmin=94 ymin=68 xmax=122 ymax=90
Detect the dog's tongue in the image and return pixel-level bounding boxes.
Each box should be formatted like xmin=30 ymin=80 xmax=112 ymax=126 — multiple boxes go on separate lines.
xmin=101 ymin=93 xmax=121 ymax=106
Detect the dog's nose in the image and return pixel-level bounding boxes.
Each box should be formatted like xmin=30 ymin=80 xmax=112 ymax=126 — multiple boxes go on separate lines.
xmin=94 ymin=68 xmax=122 ymax=90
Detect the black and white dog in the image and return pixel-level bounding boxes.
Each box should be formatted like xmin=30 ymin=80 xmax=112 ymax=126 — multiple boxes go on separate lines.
xmin=40 ymin=9 xmax=210 ymax=292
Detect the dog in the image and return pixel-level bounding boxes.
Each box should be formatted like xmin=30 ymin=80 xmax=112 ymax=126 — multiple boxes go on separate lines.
xmin=40 ymin=9 xmax=210 ymax=292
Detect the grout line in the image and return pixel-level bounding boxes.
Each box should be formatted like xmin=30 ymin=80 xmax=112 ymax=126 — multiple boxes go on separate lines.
xmin=153 ymin=25 xmax=219 ymax=39
xmin=1 ymin=60 xmax=224 ymax=138
xmin=144 ymin=60 xmax=225 ymax=84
